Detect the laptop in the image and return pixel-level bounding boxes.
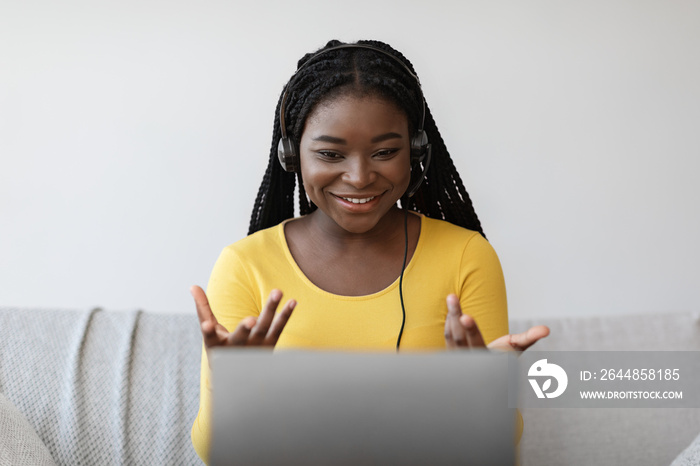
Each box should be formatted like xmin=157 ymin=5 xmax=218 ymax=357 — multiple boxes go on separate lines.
xmin=209 ymin=350 xmax=516 ymax=465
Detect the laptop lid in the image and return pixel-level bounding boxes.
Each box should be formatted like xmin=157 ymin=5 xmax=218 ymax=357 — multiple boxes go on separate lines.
xmin=210 ymin=350 xmax=516 ymax=465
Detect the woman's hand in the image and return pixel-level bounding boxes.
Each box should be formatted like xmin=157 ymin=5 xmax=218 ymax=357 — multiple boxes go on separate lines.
xmin=444 ymin=294 xmax=549 ymax=352
xmin=191 ymin=285 xmax=296 ymax=352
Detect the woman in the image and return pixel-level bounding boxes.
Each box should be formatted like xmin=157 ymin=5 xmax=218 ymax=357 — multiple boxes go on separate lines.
xmin=190 ymin=39 xmax=549 ymax=462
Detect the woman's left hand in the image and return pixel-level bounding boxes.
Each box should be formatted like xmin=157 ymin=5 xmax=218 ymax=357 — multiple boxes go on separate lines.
xmin=444 ymin=294 xmax=550 ymax=352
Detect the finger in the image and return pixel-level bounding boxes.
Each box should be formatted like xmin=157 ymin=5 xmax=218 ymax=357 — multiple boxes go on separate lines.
xmin=228 ymin=317 xmax=257 ymax=345
xmin=191 ymin=285 xmax=216 ymax=326
xmin=199 ymin=318 xmax=222 ymax=349
xmin=446 ymin=294 xmax=467 ymax=348
xmin=263 ymin=299 xmax=297 ymax=345
xmin=510 ymin=325 xmax=550 ymax=351
xmin=508 ymin=325 xmax=550 ymax=351
xmin=192 ymin=285 xmax=226 ymax=348
xmin=444 ymin=319 xmax=454 ymax=348
xmin=444 ymin=294 xmax=455 ymax=348
xmin=200 ymin=319 xmax=237 ymax=349
xmin=249 ymin=289 xmax=283 ymax=345
xmin=486 ymin=334 xmax=514 ymax=353
xmin=459 ymin=314 xmax=487 ymax=348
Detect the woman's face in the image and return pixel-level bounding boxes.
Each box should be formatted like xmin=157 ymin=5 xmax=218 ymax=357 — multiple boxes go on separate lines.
xmin=298 ymin=94 xmax=412 ymax=235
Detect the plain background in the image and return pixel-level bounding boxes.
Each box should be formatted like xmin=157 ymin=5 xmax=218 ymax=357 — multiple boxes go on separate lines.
xmin=1 ymin=0 xmax=698 ymax=319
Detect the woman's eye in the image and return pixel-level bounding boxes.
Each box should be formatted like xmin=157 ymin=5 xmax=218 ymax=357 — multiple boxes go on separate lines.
xmin=374 ymin=149 xmax=398 ymax=158
xmin=318 ymin=151 xmax=342 ymax=160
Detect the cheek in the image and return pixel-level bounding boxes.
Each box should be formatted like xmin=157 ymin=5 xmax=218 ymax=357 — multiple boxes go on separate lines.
xmin=300 ymin=162 xmax=332 ymax=196
xmin=395 ymin=158 xmax=413 ymax=188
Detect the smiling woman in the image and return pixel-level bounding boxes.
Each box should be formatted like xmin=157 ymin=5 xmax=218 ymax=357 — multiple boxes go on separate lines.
xmin=288 ymin=94 xmax=414 ymax=295
xmin=189 ymin=39 xmax=549 ymax=464
xmin=297 ymin=95 xmax=411 ymax=236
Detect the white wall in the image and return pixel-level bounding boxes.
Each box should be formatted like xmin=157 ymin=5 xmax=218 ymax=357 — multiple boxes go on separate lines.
xmin=2 ymin=0 xmax=698 ymax=319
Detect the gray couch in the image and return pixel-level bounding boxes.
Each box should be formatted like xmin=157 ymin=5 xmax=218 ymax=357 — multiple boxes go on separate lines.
xmin=511 ymin=312 xmax=700 ymax=465
xmin=1 ymin=307 xmax=698 ymax=465
xmin=0 ymin=308 xmax=202 ymax=465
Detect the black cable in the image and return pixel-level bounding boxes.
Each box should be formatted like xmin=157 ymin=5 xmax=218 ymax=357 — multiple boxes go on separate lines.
xmin=396 ymin=208 xmax=409 ymax=351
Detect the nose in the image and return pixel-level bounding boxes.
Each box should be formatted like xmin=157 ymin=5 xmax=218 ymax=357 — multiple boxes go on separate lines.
xmin=342 ymin=156 xmax=376 ymax=189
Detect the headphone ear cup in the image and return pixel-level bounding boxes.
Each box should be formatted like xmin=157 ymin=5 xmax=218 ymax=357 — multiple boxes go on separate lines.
xmin=410 ymin=130 xmax=429 ymax=165
xmin=277 ymin=137 xmax=300 ymax=172
xmin=406 ymin=134 xmax=432 ymax=198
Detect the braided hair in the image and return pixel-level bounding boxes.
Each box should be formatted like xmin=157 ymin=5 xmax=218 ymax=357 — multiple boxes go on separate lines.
xmin=248 ymin=39 xmax=485 ymax=238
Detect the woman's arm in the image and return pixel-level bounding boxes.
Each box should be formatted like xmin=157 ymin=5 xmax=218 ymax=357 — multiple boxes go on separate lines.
xmin=190 ymin=246 xmax=297 ymax=464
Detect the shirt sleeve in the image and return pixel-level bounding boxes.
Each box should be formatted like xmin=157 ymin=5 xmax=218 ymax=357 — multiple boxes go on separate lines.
xmin=458 ymin=232 xmax=509 ymax=345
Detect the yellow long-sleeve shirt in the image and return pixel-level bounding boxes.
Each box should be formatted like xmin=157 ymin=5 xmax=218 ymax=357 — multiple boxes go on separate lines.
xmin=191 ymin=214 xmax=515 ymax=463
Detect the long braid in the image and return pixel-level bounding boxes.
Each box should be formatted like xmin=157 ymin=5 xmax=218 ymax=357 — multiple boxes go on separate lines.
xmin=297 ymin=171 xmax=315 ymax=215
xmin=248 ymin=39 xmax=486 ymax=238
xmin=402 ymin=105 xmax=485 ymax=237
xmin=247 ymin=94 xmax=296 ymax=234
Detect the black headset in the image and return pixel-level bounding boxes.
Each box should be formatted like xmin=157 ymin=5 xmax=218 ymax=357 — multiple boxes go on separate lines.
xmin=277 ymin=44 xmax=432 ymax=198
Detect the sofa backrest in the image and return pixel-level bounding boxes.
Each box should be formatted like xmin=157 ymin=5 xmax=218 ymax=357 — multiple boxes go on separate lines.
xmin=3 ymin=307 xmax=699 ymax=466
xmin=0 ymin=307 xmax=202 ymax=465
xmin=511 ymin=311 xmax=700 ymax=466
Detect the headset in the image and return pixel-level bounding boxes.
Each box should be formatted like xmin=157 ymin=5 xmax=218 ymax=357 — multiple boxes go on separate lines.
xmin=277 ymin=43 xmax=432 ymax=198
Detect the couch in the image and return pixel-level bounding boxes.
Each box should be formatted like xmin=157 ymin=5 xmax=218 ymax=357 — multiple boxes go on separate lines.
xmin=1 ymin=306 xmax=698 ymax=465
xmin=511 ymin=312 xmax=700 ymax=465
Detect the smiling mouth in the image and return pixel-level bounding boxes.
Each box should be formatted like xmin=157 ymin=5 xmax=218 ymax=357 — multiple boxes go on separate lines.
xmin=339 ymin=196 xmax=377 ymax=204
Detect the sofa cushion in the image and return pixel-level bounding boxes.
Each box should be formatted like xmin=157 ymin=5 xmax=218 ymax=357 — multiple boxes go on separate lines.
xmin=0 ymin=392 xmax=56 ymax=465
xmin=672 ymin=432 xmax=700 ymax=466
xmin=0 ymin=307 xmax=202 ymax=465
xmin=511 ymin=312 xmax=700 ymax=466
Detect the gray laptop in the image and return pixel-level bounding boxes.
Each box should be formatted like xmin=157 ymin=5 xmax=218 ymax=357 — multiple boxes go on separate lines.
xmin=209 ymin=350 xmax=516 ymax=465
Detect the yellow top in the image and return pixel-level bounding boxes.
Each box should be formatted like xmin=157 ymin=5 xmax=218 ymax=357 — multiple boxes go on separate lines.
xmin=191 ymin=214 xmax=516 ymax=463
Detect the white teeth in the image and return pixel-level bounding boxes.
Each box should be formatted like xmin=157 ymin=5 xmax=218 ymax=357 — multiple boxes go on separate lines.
xmin=341 ymin=196 xmax=375 ymax=204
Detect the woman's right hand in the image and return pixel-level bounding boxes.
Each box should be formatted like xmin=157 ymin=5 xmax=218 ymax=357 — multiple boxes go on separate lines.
xmin=190 ymin=285 xmax=296 ymax=351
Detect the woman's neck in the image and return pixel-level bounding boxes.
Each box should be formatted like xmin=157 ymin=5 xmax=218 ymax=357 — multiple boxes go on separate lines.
xmin=301 ymin=206 xmax=407 ymax=249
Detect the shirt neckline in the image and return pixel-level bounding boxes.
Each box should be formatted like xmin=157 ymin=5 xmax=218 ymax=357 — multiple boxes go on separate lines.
xmin=278 ymin=212 xmax=427 ymax=301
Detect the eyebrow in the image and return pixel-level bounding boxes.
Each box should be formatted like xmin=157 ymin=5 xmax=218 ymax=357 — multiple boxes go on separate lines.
xmin=312 ymin=132 xmax=403 ymax=145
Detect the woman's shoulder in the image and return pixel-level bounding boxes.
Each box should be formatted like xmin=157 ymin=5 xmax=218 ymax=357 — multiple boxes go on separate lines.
xmin=220 ymin=221 xmax=287 ymax=258
xmin=419 ymin=215 xmax=497 ymax=260
xmin=421 ymin=215 xmax=484 ymax=243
